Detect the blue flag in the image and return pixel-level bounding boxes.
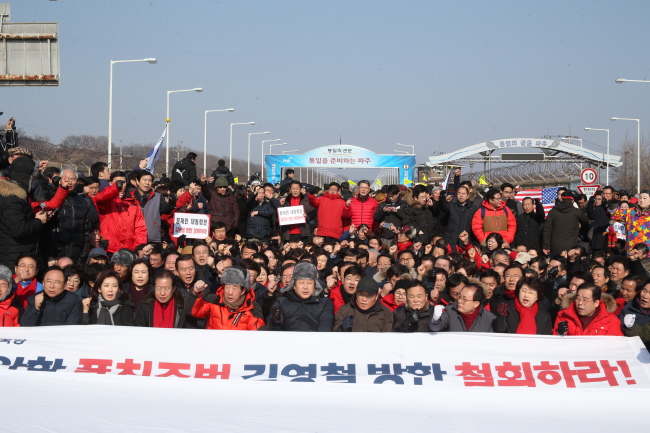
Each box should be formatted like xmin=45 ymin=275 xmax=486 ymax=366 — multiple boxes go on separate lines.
xmin=145 ymin=125 xmax=167 ymax=173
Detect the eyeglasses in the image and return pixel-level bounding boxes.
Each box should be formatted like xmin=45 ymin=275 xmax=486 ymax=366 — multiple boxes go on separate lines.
xmin=504 ymin=275 xmax=521 ymax=280
xmin=574 ymin=297 xmax=593 ymax=304
xmin=154 ymin=287 xmax=173 ymax=293
xmin=18 ymin=264 xmax=36 ymax=270
xmin=458 ymin=297 xmax=475 ymax=303
xmin=44 ymin=280 xmax=64 ymax=287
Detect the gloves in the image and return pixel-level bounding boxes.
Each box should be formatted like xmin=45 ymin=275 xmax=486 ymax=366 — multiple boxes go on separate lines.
xmin=270 ymin=306 xmax=283 ymax=326
xmin=433 ymin=305 xmax=445 ymax=322
xmin=558 ymin=320 xmax=569 ymax=336
xmin=115 ymin=180 xmax=124 ymax=190
xmin=341 ymin=315 xmax=354 ymax=332
xmin=624 ymin=314 xmax=636 ymax=328
xmin=407 ymin=310 xmax=420 ymax=332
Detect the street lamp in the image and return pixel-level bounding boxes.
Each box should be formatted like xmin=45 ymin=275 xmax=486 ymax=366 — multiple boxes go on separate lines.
xmin=611 ymin=117 xmax=641 ymax=195
xmin=397 ymin=143 xmax=415 ymax=154
xmin=270 ymin=143 xmax=287 ymax=154
xmin=282 ymin=150 xmax=298 ymax=154
xmin=166 ymin=87 xmax=203 ymax=173
xmin=203 ymin=108 xmax=234 ymax=176
xmin=247 ymin=131 xmax=270 ymax=179
xmin=615 ymin=78 xmax=650 ymax=84
xmin=584 ymin=127 xmax=610 ymax=185
xmin=108 ymin=58 xmax=157 ymax=169
xmin=230 ymin=122 xmax=255 ymax=169
xmin=261 ymin=139 xmax=281 ymax=181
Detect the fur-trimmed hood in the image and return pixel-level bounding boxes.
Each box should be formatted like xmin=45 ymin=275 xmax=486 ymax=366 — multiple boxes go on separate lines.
xmin=404 ymin=191 xmax=424 ymax=209
xmin=372 ymin=266 xmax=418 ymax=284
xmin=561 ymin=292 xmax=617 ymax=313
xmin=0 ymin=178 xmax=27 ymax=200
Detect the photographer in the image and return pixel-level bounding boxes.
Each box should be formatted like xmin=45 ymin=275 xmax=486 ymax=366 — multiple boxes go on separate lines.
xmin=373 ymin=184 xmax=405 ymax=247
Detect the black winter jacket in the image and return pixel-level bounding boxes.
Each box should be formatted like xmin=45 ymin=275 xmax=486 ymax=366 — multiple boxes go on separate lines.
xmin=514 ymin=199 xmax=545 ymax=248
xmin=21 ymin=291 xmax=83 ymax=326
xmin=40 ymin=187 xmax=92 ymax=264
xmin=373 ymin=197 xmax=406 ymax=240
xmin=403 ymin=193 xmax=435 ymax=244
xmin=134 ymin=290 xmax=187 ymax=328
xmin=586 ymin=196 xmax=610 ymax=251
xmin=0 ymin=178 xmax=43 ymax=269
xmin=171 ymin=158 xmax=197 ymax=186
xmin=542 ymin=199 xmax=589 ymax=254
xmin=246 ymin=196 xmax=276 ymax=239
xmin=439 ymin=196 xmax=478 ymax=245
xmin=392 ymin=304 xmax=434 ymax=332
xmin=493 ymin=299 xmax=553 ymax=335
xmin=210 ymin=166 xmax=235 ymax=187
xmin=267 ymin=290 xmax=334 ymax=331
xmin=82 ymin=301 xmax=135 ymax=326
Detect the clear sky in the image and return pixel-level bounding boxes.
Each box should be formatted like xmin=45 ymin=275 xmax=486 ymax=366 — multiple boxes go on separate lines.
xmin=5 ymin=0 xmax=650 ymax=181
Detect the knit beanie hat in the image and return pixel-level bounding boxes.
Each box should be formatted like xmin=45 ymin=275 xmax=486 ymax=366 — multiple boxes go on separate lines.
xmin=214 ymin=177 xmax=229 ymax=188
xmin=111 ymin=248 xmax=136 ymax=267
xmin=221 ymin=266 xmax=250 ymax=289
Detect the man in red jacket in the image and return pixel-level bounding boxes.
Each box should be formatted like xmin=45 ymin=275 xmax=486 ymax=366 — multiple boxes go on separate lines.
xmin=471 ymin=188 xmax=517 ymax=245
xmin=553 ymin=283 xmax=623 ymax=336
xmin=347 ymin=180 xmax=378 ymax=228
xmin=308 ymin=182 xmax=351 ymax=240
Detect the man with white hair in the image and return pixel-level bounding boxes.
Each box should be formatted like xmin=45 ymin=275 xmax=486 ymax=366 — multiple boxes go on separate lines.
xmin=36 ymin=167 xmax=92 ymax=265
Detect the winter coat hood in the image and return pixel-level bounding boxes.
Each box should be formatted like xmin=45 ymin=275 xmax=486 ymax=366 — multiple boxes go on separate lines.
xmin=560 ymin=292 xmax=617 ymax=313
xmin=0 ymin=178 xmax=26 ymax=200
xmin=556 ymin=199 xmax=577 ymax=213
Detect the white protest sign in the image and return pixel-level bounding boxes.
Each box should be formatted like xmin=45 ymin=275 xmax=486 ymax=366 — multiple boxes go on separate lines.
xmin=173 ymin=212 xmax=210 ymax=239
xmin=277 ymin=205 xmax=306 ymax=226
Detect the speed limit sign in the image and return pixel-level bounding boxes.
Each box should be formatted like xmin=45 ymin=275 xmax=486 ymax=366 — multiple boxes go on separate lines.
xmin=580 ymin=168 xmax=598 ymax=185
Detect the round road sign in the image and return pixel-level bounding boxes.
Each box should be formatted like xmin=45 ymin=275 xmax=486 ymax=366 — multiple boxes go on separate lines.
xmin=580 ymin=168 xmax=598 ymax=185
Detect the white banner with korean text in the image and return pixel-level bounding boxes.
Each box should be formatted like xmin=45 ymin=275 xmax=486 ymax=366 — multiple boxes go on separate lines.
xmin=2 ymin=327 xmax=650 ymax=432
xmin=277 ymin=205 xmax=306 ymax=226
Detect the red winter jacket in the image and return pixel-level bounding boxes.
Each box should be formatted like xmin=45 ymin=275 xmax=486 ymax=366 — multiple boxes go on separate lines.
xmin=95 ymin=184 xmax=147 ymax=253
xmin=30 ymin=185 xmax=69 ymax=213
xmin=472 ymin=201 xmax=517 ymax=244
xmin=349 ymin=196 xmax=378 ymax=228
xmin=308 ymin=193 xmax=351 ymax=239
xmin=552 ymin=301 xmax=623 ymax=336
xmin=381 ymin=293 xmax=403 ymax=312
xmin=329 ymin=283 xmax=346 ymax=315
xmin=0 ymin=292 xmax=20 ymax=327
xmin=191 ymin=286 xmax=265 ymax=330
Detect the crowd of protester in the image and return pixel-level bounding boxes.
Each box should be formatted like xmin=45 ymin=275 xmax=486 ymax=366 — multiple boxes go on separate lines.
xmin=2 ymin=149 xmax=650 ymax=346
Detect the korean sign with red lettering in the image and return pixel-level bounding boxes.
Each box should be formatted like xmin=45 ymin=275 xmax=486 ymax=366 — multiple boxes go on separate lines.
xmin=277 ymin=205 xmax=306 ymax=226
xmin=173 ymin=212 xmax=210 ymax=239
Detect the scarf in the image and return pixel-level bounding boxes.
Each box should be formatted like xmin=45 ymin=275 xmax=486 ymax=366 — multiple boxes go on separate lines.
xmin=459 ymin=307 xmax=480 ymax=331
xmin=223 ymin=291 xmax=246 ymax=311
xmin=96 ymin=295 xmax=121 ymax=325
xmin=153 ymin=297 xmax=176 ymax=328
xmin=503 ymin=289 xmax=516 ymax=300
xmin=514 ymin=297 xmax=538 ymax=335
xmin=15 ymin=277 xmax=38 ymax=308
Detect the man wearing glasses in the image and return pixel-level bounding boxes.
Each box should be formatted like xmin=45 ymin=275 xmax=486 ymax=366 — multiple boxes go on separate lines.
xmin=21 ymin=266 xmax=82 ymax=326
xmin=471 ymin=188 xmax=517 ymax=246
xmin=553 ymin=283 xmax=622 ymax=336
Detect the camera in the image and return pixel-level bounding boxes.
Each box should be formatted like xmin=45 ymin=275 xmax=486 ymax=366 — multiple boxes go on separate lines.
xmin=546 ymin=266 xmax=559 ymax=282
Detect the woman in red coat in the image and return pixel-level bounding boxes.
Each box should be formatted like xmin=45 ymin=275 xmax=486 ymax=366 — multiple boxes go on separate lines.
xmin=191 ymin=267 xmax=265 ymax=330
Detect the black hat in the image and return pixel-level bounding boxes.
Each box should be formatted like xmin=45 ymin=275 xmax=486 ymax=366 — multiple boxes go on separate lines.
xmin=356 ymin=277 xmax=379 ymax=295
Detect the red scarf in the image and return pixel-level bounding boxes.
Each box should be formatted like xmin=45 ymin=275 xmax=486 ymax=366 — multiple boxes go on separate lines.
xmin=459 ymin=307 xmax=480 ymax=331
xmin=514 ymin=297 xmax=538 ymax=335
xmin=504 ymin=289 xmax=516 ymax=300
xmin=397 ymin=240 xmax=413 ymax=252
xmin=14 ymin=276 xmax=38 ymax=309
xmin=153 ymin=297 xmax=176 ymax=328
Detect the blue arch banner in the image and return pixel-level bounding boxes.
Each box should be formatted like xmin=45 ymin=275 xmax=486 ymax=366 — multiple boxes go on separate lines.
xmin=265 ymin=145 xmax=416 ymax=184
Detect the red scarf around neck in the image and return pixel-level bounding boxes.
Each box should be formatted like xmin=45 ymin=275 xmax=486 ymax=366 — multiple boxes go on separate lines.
xmin=153 ymin=297 xmax=176 ymax=328
xmin=514 ymin=297 xmax=538 ymax=334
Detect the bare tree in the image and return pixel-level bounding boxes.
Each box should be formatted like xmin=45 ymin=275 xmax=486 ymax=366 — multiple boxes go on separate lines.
xmin=612 ymin=132 xmax=650 ymax=193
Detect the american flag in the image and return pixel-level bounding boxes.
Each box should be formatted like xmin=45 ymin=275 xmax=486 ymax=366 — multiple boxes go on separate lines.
xmin=515 ymin=187 xmax=562 ymax=216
